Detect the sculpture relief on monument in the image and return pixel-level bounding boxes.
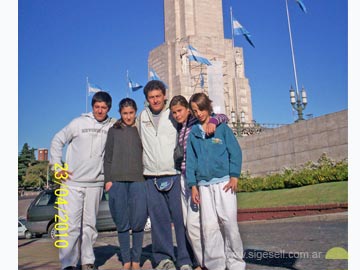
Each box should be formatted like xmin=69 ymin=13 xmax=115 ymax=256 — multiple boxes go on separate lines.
xmin=148 ymin=0 xmax=253 ymax=123
xmin=235 ymin=49 xmax=244 ymax=78
xmin=180 ymin=47 xmax=189 ymax=75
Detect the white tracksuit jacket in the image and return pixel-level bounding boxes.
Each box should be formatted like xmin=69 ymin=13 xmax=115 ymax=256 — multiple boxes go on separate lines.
xmin=50 ymin=112 xmax=116 ymax=187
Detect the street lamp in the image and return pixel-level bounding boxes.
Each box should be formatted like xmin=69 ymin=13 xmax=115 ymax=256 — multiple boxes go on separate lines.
xmin=289 ymin=86 xmax=307 ymax=122
xmin=231 ymin=110 xmax=245 ymax=137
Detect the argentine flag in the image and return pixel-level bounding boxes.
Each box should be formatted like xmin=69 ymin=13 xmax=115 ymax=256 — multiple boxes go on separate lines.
xmin=149 ymin=68 xmax=168 ymax=89
xmin=187 ymin=45 xmax=212 ymax=66
xmin=128 ymin=78 xmax=142 ymax=91
xmin=232 ymin=17 xmax=255 ymax=48
xmin=149 ymin=68 xmax=161 ymax=81
xmin=88 ymin=82 xmax=104 ymax=95
xmin=295 ymin=0 xmax=307 ymax=13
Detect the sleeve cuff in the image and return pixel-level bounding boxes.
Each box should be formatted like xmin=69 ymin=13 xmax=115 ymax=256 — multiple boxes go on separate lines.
xmin=188 ymin=182 xmax=197 ymax=188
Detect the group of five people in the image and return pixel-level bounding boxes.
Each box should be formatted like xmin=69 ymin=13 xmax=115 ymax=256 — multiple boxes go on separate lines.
xmin=50 ymin=80 xmax=246 ymax=270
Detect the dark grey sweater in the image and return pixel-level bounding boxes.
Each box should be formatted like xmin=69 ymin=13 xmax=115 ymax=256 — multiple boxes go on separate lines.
xmin=104 ymin=124 xmax=144 ymax=183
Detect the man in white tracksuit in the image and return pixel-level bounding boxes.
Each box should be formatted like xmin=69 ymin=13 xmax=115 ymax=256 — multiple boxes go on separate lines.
xmin=50 ymin=92 xmax=115 ymax=270
xmin=137 ymin=80 xmax=193 ymax=270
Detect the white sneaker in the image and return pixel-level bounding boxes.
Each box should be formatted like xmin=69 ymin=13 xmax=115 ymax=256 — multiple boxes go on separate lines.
xmin=155 ymin=259 xmax=176 ymax=270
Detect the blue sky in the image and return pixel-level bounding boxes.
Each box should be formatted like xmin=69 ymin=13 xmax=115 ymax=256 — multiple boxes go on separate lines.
xmin=17 ymin=0 xmax=348 ymax=154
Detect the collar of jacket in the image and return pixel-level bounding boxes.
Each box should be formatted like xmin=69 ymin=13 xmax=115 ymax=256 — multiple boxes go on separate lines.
xmin=82 ymin=112 xmax=112 ymax=125
xmin=113 ymin=119 xmax=136 ymax=129
xmin=191 ymin=124 xmax=206 ymax=138
xmin=145 ymin=100 xmax=169 ymax=114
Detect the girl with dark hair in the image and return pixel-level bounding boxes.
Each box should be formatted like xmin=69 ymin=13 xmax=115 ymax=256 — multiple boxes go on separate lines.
xmin=103 ymin=98 xmax=147 ymax=270
xmin=169 ymin=95 xmax=228 ymax=270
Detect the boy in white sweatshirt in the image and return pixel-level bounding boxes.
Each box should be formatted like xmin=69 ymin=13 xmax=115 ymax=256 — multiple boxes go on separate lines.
xmin=50 ymin=91 xmax=115 ymax=270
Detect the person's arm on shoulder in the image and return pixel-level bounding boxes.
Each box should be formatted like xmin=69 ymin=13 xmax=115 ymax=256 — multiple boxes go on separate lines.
xmin=104 ymin=128 xmax=115 ymax=192
xmin=205 ymin=113 xmax=229 ymax=135
xmin=135 ymin=111 xmax=142 ymax=137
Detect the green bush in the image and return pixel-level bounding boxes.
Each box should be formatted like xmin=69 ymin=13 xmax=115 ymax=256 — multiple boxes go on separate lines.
xmin=238 ymin=176 xmax=264 ymax=192
xmin=285 ymin=168 xmax=317 ymax=188
xmin=333 ymin=160 xmax=348 ymax=181
xmin=263 ymin=173 xmax=285 ymax=190
xmin=238 ymin=154 xmax=348 ymax=192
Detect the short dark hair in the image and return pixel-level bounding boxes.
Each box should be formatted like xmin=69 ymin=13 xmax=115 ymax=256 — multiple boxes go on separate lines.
xmin=169 ymin=95 xmax=189 ymax=109
xmin=189 ymin=92 xmax=213 ymax=114
xmin=119 ymin=98 xmax=137 ymax=112
xmin=143 ymin=80 xmax=166 ymax=99
xmin=91 ymin=91 xmax=112 ymax=110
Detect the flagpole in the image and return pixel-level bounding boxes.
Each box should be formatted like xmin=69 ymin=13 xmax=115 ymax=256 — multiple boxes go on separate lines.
xmin=126 ymin=70 xmax=129 ymax=97
xmin=86 ymin=76 xmax=89 ymax=113
xmin=230 ymin=6 xmax=239 ymax=116
xmin=285 ymin=0 xmax=300 ymax=97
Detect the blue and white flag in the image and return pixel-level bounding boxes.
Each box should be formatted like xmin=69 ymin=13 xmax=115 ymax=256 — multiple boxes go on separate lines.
xmin=232 ymin=17 xmax=255 ymax=48
xmin=149 ymin=68 xmax=161 ymax=81
xmin=88 ymin=82 xmax=104 ymax=95
xmin=149 ymin=68 xmax=168 ymax=89
xmin=295 ymin=0 xmax=307 ymax=13
xmin=128 ymin=77 xmax=142 ymax=91
xmin=187 ymin=45 xmax=212 ymax=66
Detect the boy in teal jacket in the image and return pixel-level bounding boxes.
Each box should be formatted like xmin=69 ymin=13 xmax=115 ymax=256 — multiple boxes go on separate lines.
xmin=186 ymin=93 xmax=246 ymax=270
xmin=185 ymin=122 xmax=242 ymax=186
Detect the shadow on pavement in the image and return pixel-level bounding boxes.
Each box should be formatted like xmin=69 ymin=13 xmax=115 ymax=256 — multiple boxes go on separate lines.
xmin=18 ymin=239 xmax=40 ymax=248
xmin=19 ymin=262 xmax=57 ymax=270
xmin=244 ymin=249 xmax=298 ymax=270
xmin=93 ymin=244 xmax=298 ymax=269
xmin=140 ymin=244 xmax=155 ymax=267
xmin=94 ymin=245 xmax=119 ymax=267
xmin=94 ymin=244 xmax=155 ymax=269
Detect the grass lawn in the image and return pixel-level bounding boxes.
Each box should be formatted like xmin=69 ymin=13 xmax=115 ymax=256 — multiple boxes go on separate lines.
xmin=237 ymin=181 xmax=348 ymax=209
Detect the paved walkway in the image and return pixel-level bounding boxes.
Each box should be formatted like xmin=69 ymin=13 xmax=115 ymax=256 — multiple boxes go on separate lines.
xmin=18 ymin=212 xmax=348 ymax=270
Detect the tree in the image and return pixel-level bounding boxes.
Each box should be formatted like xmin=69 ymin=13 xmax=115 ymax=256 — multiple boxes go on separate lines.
xmin=18 ymin=143 xmax=37 ymax=186
xmin=23 ymin=161 xmax=49 ymax=188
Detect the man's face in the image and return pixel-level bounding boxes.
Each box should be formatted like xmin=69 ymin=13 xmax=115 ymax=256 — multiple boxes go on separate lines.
xmin=147 ymin=89 xmax=166 ymax=113
xmin=92 ymin=101 xmax=110 ymax=122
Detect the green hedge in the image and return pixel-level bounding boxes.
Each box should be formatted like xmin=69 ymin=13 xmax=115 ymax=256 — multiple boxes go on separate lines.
xmin=238 ymin=154 xmax=348 ymax=192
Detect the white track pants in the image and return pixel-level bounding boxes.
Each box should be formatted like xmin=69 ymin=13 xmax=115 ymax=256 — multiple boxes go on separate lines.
xmin=58 ymin=185 xmax=103 ymax=269
xmin=180 ymin=175 xmax=204 ymax=266
xmin=199 ymin=181 xmax=246 ymax=270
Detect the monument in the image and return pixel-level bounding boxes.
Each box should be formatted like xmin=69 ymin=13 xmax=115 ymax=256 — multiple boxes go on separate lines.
xmin=148 ymin=0 xmax=253 ymax=122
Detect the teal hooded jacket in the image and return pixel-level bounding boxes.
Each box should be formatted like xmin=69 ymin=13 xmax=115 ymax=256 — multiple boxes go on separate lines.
xmin=185 ymin=123 xmax=242 ymax=188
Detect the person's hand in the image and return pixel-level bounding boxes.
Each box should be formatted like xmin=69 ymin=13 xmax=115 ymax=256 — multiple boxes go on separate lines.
xmin=223 ymin=177 xmax=238 ymax=193
xmin=191 ymin=186 xmax=201 ymax=205
xmin=205 ymin=122 xmax=216 ymax=136
xmin=105 ymin=182 xmax=113 ymax=192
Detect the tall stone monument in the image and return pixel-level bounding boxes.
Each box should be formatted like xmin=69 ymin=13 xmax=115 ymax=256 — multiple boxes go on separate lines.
xmin=148 ymin=0 xmax=253 ymax=122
